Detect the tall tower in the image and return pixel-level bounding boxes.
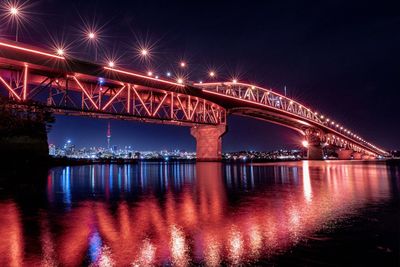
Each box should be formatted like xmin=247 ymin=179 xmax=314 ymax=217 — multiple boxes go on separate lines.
xmin=107 ymin=122 xmax=111 ymax=149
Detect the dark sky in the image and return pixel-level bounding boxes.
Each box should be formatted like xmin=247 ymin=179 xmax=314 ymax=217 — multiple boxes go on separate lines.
xmin=6 ymin=0 xmax=399 ymax=151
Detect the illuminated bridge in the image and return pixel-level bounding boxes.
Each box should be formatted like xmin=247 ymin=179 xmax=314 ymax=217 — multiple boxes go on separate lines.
xmin=0 ymin=39 xmax=388 ymax=160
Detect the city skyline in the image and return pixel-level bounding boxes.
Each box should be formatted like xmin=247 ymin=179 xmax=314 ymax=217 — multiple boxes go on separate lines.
xmin=48 ymin=116 xmax=302 ymax=151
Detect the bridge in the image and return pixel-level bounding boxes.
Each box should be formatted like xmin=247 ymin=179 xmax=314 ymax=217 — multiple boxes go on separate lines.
xmin=0 ymin=39 xmax=388 ymax=160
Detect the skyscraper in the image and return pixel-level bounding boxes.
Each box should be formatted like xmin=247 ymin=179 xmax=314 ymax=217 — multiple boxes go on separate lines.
xmin=107 ymin=122 xmax=111 ymax=149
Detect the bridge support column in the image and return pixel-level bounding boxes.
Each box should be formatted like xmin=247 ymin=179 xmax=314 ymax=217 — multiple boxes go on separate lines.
xmin=337 ymin=149 xmax=353 ymax=160
xmin=352 ymin=152 xmax=363 ymax=160
xmin=307 ymin=144 xmax=324 ymax=160
xmin=191 ymin=124 xmax=227 ymax=161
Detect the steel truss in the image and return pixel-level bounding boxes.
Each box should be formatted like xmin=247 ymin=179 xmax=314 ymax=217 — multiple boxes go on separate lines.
xmin=0 ymin=67 xmax=226 ymax=126
xmin=198 ymin=82 xmax=386 ymax=156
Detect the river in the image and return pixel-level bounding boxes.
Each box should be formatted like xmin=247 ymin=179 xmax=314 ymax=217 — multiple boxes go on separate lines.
xmin=0 ymin=161 xmax=399 ymax=266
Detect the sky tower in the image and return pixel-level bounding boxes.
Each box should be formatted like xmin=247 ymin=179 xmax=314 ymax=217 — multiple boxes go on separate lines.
xmin=107 ymin=122 xmax=111 ymax=149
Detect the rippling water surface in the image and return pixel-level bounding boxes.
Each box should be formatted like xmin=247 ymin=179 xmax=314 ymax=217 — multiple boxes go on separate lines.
xmin=0 ymin=161 xmax=399 ymax=266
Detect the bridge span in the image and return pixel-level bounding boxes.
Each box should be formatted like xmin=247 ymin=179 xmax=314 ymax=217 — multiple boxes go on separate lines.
xmin=0 ymin=39 xmax=388 ymax=160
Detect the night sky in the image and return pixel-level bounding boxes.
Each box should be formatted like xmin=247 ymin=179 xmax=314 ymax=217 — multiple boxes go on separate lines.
xmin=4 ymin=0 xmax=399 ymax=151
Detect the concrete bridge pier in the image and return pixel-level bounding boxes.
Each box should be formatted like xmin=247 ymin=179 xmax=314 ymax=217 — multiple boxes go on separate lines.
xmin=191 ymin=125 xmax=227 ymax=161
xmin=307 ymin=144 xmax=324 ymax=160
xmin=337 ymin=149 xmax=353 ymax=160
xmin=352 ymin=152 xmax=363 ymax=160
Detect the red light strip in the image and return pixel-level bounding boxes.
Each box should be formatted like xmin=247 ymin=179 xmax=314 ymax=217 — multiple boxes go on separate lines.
xmin=104 ymin=67 xmax=184 ymax=87
xmin=72 ymin=76 xmax=99 ymax=109
xmin=132 ymin=87 xmax=151 ymax=116
xmin=176 ymin=95 xmax=189 ymax=120
xmin=0 ymin=76 xmax=21 ymax=100
xmin=189 ymin=98 xmax=199 ymax=120
xmin=23 ymin=65 xmax=28 ymax=100
xmin=127 ymin=85 xmax=131 ymax=113
xmin=152 ymin=93 xmax=168 ymax=116
xmin=0 ymin=41 xmax=65 ymax=60
xmin=102 ymin=85 xmax=126 ymax=111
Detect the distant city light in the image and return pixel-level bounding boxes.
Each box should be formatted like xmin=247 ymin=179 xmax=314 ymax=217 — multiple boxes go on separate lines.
xmin=147 ymin=71 xmax=153 ymax=76
xmin=180 ymin=61 xmax=186 ymax=67
xmin=177 ymin=78 xmax=183 ymax=84
xmin=209 ymin=71 xmax=215 ymax=77
xmin=108 ymin=61 xmax=115 ymax=67
xmin=166 ymin=72 xmax=171 ymax=77
xmin=232 ymin=79 xmax=238 ymax=84
xmin=88 ymin=32 xmax=96 ymax=39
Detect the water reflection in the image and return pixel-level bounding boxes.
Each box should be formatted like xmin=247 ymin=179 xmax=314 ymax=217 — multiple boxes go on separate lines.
xmin=0 ymin=161 xmax=397 ymax=266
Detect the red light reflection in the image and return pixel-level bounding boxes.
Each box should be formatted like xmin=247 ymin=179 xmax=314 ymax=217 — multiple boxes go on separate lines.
xmin=0 ymin=161 xmax=393 ymax=266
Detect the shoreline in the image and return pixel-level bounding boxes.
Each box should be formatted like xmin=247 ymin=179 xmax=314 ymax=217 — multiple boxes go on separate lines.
xmin=48 ymin=157 xmax=304 ymax=167
xmin=49 ymin=157 xmax=400 ymax=167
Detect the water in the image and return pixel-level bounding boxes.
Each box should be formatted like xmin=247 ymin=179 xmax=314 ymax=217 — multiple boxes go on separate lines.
xmin=0 ymin=161 xmax=399 ymax=266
